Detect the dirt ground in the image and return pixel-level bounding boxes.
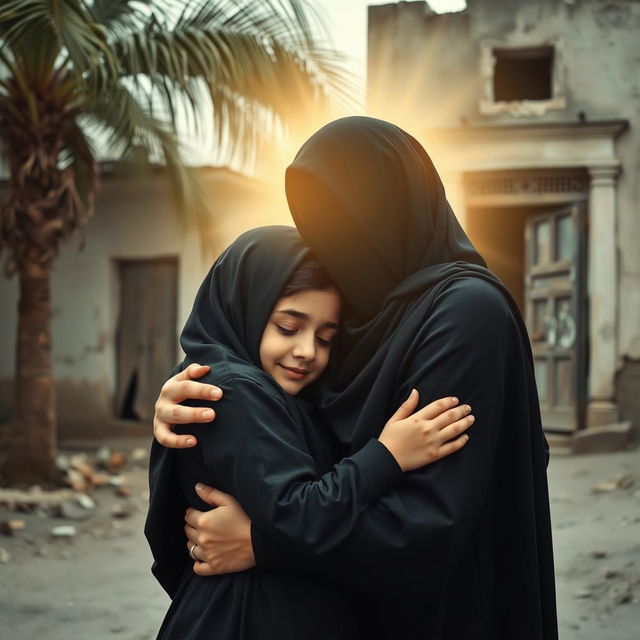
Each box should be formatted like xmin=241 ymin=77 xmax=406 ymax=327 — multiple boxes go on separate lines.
xmin=1 ymin=437 xmax=639 ymax=640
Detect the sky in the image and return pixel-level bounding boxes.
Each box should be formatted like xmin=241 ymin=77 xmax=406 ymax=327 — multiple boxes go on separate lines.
xmin=180 ymin=1 xmax=468 ymax=168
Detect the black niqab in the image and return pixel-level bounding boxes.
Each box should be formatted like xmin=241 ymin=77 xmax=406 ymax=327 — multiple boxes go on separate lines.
xmin=286 ymin=115 xmax=485 ymax=323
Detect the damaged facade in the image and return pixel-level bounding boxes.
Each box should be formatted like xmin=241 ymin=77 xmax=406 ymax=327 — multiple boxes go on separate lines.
xmin=368 ymin=0 xmax=640 ymax=446
xmin=0 ymin=168 xmax=288 ymax=438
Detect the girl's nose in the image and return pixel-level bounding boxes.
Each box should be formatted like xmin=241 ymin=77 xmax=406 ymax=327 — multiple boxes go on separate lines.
xmin=292 ymin=335 xmax=316 ymax=361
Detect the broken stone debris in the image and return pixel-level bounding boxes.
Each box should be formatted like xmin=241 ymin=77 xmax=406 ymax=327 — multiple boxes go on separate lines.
xmin=0 ymin=519 xmax=26 ymax=536
xmin=107 ymin=474 xmax=126 ymax=487
xmin=96 ymin=447 xmax=111 ymax=467
xmin=591 ymin=473 xmax=638 ymax=494
xmin=59 ymin=501 xmax=92 ymax=521
xmin=51 ymin=525 xmax=77 ymax=537
xmin=76 ymin=494 xmax=96 ymax=510
xmin=56 ymin=449 xmax=139 ymax=491
xmin=1 ymin=447 xmax=148 ymax=555
xmin=106 ymin=451 xmax=127 ymax=470
xmin=111 ymin=502 xmax=136 ymax=519
xmin=0 ymin=488 xmax=75 ymax=510
xmin=130 ymin=447 xmax=148 ymax=466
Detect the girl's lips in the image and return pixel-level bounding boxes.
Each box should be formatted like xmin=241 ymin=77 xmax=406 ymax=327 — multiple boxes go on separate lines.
xmin=278 ymin=364 xmax=310 ymax=380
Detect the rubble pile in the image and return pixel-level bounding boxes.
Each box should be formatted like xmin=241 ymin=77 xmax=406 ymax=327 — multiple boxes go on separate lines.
xmin=0 ymin=446 xmax=149 ymax=563
xmin=573 ymin=554 xmax=640 ymax=616
xmin=567 ymin=471 xmax=640 ymax=621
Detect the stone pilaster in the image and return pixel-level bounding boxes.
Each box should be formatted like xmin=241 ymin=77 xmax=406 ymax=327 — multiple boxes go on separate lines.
xmin=586 ymin=165 xmax=620 ymax=427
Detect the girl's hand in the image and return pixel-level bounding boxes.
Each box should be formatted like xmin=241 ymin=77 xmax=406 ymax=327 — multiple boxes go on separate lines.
xmin=378 ymin=390 xmax=473 ymax=472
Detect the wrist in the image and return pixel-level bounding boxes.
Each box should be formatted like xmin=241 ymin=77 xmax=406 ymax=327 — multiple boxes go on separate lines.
xmin=377 ymin=436 xmax=406 ymax=472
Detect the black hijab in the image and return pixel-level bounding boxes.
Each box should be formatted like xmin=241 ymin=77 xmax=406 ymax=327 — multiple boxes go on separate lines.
xmin=146 ymin=225 xmax=311 ymax=598
xmin=179 ymin=225 xmax=309 ymax=368
xmin=286 ymin=116 xmax=509 ymax=447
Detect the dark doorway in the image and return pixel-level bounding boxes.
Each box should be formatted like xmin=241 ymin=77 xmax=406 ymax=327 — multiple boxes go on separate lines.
xmin=115 ymin=258 xmax=178 ymax=420
xmin=466 ymin=204 xmax=586 ymax=432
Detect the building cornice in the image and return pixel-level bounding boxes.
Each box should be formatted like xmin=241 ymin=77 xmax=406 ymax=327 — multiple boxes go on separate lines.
xmin=427 ymin=119 xmax=629 ymax=142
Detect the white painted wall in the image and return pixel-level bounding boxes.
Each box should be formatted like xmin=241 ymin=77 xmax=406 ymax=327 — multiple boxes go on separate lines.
xmin=0 ymin=168 xmax=291 ymax=434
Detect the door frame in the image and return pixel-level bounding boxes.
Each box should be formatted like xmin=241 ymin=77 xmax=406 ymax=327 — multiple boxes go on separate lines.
xmin=113 ymin=256 xmax=179 ymax=420
xmin=464 ymin=168 xmax=589 ymax=431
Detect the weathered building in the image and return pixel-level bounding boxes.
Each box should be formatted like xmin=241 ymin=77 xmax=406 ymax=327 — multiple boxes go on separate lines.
xmin=368 ymin=0 xmax=639 ymax=447
xmin=0 ymin=168 xmax=289 ymax=438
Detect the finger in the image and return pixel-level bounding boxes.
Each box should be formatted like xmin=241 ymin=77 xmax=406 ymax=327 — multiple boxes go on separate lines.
xmin=184 ymin=523 xmax=198 ymax=544
xmin=430 ymin=404 xmax=471 ymax=430
xmin=193 ymin=561 xmax=217 ymax=577
xmin=435 ymin=434 xmax=470 ymax=460
xmin=163 ymin=378 xmax=222 ymax=404
xmin=153 ymin=419 xmax=198 ymax=448
xmin=388 ymin=389 xmax=420 ymax=423
xmin=437 ymin=415 xmax=475 ymax=443
xmin=186 ymin=540 xmax=202 ymax=560
xmin=412 ymin=396 xmax=460 ymax=421
xmin=175 ymin=363 xmax=211 ymax=382
xmin=156 ymin=402 xmax=216 ymax=426
xmin=184 ymin=507 xmax=203 ymax=529
xmin=195 ymin=483 xmax=234 ymax=507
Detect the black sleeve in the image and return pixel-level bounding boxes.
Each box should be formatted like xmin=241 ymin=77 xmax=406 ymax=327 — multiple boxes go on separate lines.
xmin=251 ymin=279 xmax=524 ymax=594
xmin=185 ymin=374 xmax=403 ymax=555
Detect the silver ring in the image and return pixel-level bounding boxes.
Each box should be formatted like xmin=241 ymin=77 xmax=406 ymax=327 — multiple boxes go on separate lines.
xmin=189 ymin=544 xmax=198 ymax=561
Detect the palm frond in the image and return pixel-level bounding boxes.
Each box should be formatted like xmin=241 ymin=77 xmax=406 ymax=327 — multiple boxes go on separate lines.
xmin=106 ymin=12 xmax=356 ymax=165
xmin=90 ymin=0 xmax=146 ymax=33
xmin=85 ymin=78 xmax=213 ymax=236
xmin=61 ymin=117 xmax=97 ymax=212
xmin=1 ymin=0 xmax=117 ymax=80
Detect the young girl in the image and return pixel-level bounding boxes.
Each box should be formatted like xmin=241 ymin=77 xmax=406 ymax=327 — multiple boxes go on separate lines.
xmin=145 ymin=226 xmax=472 ymax=639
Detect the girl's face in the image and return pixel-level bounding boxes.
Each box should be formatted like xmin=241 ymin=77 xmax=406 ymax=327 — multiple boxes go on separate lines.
xmin=259 ymin=288 xmax=341 ymax=395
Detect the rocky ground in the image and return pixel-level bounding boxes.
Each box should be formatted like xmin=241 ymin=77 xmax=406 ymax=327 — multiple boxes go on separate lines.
xmin=0 ymin=437 xmax=639 ymax=639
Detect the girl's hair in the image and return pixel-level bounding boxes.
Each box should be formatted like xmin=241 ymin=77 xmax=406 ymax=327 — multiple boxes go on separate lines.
xmin=280 ymin=255 xmax=337 ymax=298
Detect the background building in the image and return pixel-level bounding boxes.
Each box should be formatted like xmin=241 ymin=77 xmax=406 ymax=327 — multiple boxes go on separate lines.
xmin=0 ymin=168 xmax=289 ymax=438
xmin=367 ymin=0 xmax=639 ymax=447
xmin=1 ymin=0 xmax=637 ymax=449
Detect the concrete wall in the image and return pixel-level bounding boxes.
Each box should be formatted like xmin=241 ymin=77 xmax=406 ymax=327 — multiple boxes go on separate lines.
xmin=368 ymin=0 xmax=640 ymax=431
xmin=0 ymin=167 xmax=291 ymax=438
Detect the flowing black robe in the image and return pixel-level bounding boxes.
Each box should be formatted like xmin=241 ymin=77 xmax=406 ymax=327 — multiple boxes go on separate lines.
xmin=144 ymin=227 xmax=403 ymax=639
xmin=248 ymin=117 xmax=558 ymax=639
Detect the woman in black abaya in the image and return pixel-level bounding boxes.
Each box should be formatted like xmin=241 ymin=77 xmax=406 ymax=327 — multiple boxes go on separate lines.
xmin=155 ymin=117 xmax=558 ymax=639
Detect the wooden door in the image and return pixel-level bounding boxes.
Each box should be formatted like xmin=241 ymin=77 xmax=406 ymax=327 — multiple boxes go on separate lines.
xmin=115 ymin=258 xmax=178 ymax=420
xmin=524 ymin=204 xmax=586 ymax=432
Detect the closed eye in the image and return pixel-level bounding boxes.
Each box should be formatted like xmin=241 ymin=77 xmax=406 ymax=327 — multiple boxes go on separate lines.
xmin=276 ymin=326 xmax=297 ymax=336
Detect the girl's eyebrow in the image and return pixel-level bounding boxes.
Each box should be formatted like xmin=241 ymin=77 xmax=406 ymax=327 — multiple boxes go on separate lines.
xmin=275 ymin=309 xmax=339 ymax=330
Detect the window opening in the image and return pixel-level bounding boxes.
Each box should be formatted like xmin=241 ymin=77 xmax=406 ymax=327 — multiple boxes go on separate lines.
xmin=493 ymin=46 xmax=553 ymax=101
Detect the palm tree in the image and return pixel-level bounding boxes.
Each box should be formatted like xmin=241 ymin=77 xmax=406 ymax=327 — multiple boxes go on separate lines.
xmin=0 ymin=0 xmax=351 ymax=485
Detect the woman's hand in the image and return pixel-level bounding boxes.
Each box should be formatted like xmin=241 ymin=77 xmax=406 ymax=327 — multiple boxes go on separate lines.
xmin=378 ymin=390 xmax=473 ymax=472
xmin=184 ymin=484 xmax=256 ymax=576
xmin=153 ymin=364 xmax=223 ymax=448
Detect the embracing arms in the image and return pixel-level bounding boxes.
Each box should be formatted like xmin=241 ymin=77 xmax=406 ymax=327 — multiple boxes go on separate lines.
xmin=148 ymin=363 xmax=472 ymax=585
xmin=154 ymin=280 xmax=538 ymax=596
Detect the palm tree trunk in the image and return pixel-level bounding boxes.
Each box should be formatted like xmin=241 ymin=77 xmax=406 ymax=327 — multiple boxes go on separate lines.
xmin=3 ymin=262 xmax=57 ymax=485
